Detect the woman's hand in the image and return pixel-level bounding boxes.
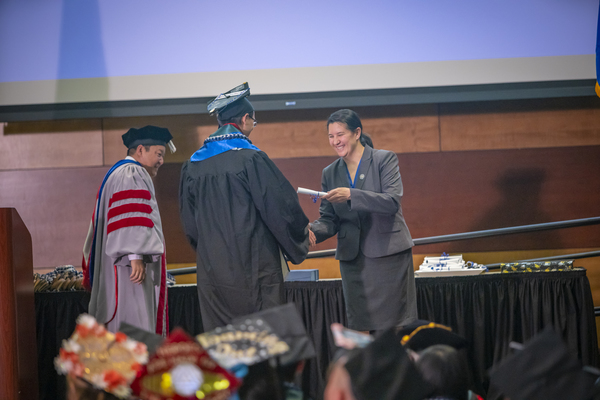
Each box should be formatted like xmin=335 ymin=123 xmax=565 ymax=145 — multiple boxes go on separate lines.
xmin=323 ymin=187 xmax=351 ymax=203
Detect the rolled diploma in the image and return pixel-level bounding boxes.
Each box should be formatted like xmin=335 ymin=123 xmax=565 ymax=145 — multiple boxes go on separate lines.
xmin=297 ymin=187 xmax=328 ymax=197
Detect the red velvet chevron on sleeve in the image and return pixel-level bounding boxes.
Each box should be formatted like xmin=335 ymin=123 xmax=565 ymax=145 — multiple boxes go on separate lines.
xmin=106 ymin=189 xmax=154 ymax=235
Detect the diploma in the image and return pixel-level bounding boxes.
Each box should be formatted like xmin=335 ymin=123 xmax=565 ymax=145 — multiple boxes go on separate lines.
xmin=297 ymin=187 xmax=327 ymax=198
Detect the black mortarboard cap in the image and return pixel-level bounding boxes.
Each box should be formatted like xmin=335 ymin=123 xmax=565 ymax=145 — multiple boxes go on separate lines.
xmin=118 ymin=322 xmax=164 ymax=355
xmin=344 ymin=328 xmax=433 ymax=400
xmin=196 ymin=317 xmax=289 ymax=369
xmin=397 ymin=320 xmax=468 ymax=352
xmin=231 ymin=303 xmax=316 ymax=366
xmin=121 ymin=125 xmax=176 ymax=153
xmin=489 ymin=327 xmax=599 ymax=400
xmin=207 ymin=82 xmax=254 ymax=121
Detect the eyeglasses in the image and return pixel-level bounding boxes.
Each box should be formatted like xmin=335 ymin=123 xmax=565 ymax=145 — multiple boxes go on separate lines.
xmin=248 ymin=115 xmax=258 ymax=127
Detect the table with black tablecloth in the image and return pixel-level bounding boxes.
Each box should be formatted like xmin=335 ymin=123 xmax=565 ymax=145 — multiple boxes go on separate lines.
xmin=35 ymin=269 xmax=598 ymax=400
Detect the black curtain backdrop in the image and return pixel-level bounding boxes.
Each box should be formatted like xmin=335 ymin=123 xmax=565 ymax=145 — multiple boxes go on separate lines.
xmin=36 ymin=270 xmax=598 ymax=400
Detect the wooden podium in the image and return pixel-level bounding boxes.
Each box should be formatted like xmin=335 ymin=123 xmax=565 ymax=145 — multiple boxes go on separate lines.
xmin=0 ymin=208 xmax=38 ymax=400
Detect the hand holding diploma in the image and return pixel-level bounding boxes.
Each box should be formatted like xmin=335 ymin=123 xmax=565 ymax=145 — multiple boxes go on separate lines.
xmin=297 ymin=187 xmax=327 ymax=198
xmin=297 ymin=187 xmax=351 ymax=203
xmin=323 ymin=187 xmax=351 ymax=203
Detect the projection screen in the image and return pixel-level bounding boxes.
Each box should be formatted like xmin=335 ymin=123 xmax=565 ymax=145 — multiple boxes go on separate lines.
xmin=0 ymin=0 xmax=597 ymax=119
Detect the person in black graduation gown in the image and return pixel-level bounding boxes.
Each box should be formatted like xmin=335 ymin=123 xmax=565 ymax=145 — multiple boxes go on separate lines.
xmin=179 ymin=83 xmax=310 ymax=331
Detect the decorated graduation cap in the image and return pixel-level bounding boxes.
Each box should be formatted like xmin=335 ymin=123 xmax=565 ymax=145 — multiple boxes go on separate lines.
xmin=231 ymin=303 xmax=316 ymax=367
xmin=196 ymin=316 xmax=290 ymax=370
xmin=397 ymin=320 xmax=468 ymax=352
xmin=122 ymin=125 xmax=177 ymax=153
xmin=488 ymin=327 xmax=600 ymax=400
xmin=207 ymin=82 xmax=254 ymax=121
xmin=344 ymin=328 xmax=433 ymax=400
xmin=54 ymin=313 xmax=149 ymax=399
xmin=131 ymin=327 xmax=241 ymax=400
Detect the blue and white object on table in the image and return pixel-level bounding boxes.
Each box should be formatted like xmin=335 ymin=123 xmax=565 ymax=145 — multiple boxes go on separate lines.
xmin=416 ymin=254 xmax=487 ymax=277
xmin=285 ymin=269 xmax=319 ymax=282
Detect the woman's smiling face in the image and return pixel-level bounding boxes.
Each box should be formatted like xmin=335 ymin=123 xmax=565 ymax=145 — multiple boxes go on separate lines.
xmin=328 ymin=122 xmax=361 ymax=159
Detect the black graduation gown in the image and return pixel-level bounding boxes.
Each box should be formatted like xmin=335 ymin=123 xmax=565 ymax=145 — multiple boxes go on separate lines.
xmin=179 ymin=148 xmax=309 ymax=331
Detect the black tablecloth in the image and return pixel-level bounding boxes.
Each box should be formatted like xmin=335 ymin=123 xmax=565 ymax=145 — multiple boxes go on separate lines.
xmin=35 ymin=270 xmax=598 ymax=400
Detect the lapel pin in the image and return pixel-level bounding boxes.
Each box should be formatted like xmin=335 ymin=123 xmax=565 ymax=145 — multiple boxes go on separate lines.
xmin=359 ymin=174 xmax=365 ymax=180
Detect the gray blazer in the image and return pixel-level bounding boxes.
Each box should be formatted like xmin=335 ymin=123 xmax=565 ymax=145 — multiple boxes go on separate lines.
xmin=311 ymin=145 xmax=413 ymax=261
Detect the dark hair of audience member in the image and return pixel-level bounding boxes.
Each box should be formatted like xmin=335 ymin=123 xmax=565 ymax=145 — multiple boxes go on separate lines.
xmin=237 ymin=360 xmax=283 ymax=400
xmin=326 ymin=109 xmax=373 ymax=148
xmin=415 ymin=345 xmax=470 ymax=400
xmin=238 ymin=359 xmax=309 ymax=400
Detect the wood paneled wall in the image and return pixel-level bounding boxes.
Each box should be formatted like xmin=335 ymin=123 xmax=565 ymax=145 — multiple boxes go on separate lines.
xmin=1 ymin=96 xmax=599 ymax=270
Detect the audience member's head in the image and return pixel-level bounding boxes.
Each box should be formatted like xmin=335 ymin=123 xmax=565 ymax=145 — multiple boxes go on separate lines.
xmin=398 ymin=320 xmax=468 ymax=354
xmin=325 ymin=328 xmax=433 ymax=400
xmin=415 ymin=344 xmax=470 ymax=400
xmin=489 ymin=327 xmax=600 ymax=400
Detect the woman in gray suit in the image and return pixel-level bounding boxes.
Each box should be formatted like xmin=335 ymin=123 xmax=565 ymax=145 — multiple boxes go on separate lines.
xmin=309 ymin=109 xmax=417 ymax=332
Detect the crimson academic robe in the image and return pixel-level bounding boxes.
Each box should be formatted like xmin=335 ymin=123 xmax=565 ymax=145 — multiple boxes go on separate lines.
xmin=83 ymin=157 xmax=168 ymax=335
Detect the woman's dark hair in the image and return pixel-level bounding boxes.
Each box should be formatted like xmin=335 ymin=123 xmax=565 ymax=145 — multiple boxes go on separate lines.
xmin=415 ymin=345 xmax=470 ymax=400
xmin=326 ymin=109 xmax=373 ymax=148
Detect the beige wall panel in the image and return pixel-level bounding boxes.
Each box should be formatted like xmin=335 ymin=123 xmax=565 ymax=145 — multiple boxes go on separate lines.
xmin=102 ymin=114 xmax=215 ymax=165
xmin=440 ymin=101 xmax=600 ymax=151
xmin=0 ymin=119 xmax=103 ymax=170
xmin=253 ymin=115 xmax=440 ymax=158
xmin=250 ymin=120 xmax=338 ymax=159
xmin=360 ymin=114 xmax=440 ymax=154
xmin=0 ymin=166 xmax=110 ymax=269
xmin=252 ymin=105 xmax=440 ymax=158
xmin=102 ymin=104 xmax=441 ymax=163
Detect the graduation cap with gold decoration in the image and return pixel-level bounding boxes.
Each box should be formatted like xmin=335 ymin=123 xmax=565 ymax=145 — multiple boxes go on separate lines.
xmin=397 ymin=320 xmax=468 ymax=352
xmin=344 ymin=328 xmax=434 ymax=400
xmin=489 ymin=327 xmax=600 ymax=400
xmin=131 ymin=327 xmax=240 ymax=400
xmin=207 ymin=82 xmax=253 ymax=121
xmin=54 ymin=313 xmax=149 ymax=399
xmin=196 ymin=317 xmax=289 ymax=370
xmin=231 ymin=303 xmax=316 ymax=367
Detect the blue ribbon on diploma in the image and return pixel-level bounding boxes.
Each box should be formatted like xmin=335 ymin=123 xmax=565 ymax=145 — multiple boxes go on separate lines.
xmin=297 ymin=187 xmax=327 ymax=203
